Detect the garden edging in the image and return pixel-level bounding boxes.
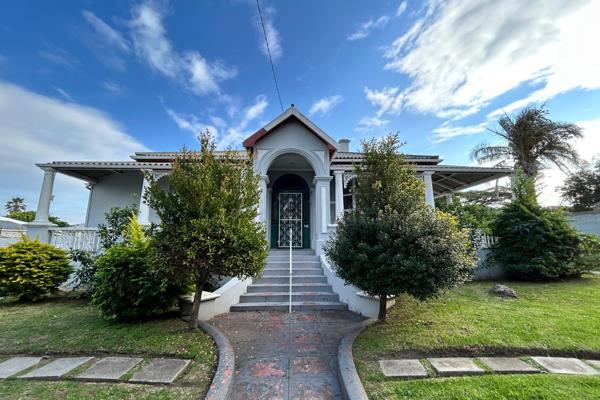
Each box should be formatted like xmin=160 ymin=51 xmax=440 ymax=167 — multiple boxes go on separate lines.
xmin=337 ymin=317 xmax=376 ymax=400
xmin=197 ymin=320 xmax=235 ymax=400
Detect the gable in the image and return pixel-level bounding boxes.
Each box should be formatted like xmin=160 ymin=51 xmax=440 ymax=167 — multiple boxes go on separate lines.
xmin=243 ymin=107 xmax=338 ymax=156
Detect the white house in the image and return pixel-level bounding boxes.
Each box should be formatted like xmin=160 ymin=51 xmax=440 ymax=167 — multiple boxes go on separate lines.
xmin=26 ymin=107 xmax=512 ymax=317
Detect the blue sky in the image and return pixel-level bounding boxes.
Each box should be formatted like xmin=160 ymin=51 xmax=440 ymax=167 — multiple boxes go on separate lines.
xmin=1 ymin=0 xmax=600 ymax=222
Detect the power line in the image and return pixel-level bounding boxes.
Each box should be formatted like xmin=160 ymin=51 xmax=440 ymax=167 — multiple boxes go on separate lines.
xmin=256 ymin=0 xmax=284 ymax=111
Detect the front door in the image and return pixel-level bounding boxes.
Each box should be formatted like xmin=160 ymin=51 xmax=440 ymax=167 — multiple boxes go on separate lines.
xmin=278 ymin=192 xmax=302 ymax=248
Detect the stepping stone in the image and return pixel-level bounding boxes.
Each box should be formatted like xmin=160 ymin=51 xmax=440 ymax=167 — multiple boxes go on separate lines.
xmin=379 ymin=359 xmax=428 ymax=378
xmin=531 ymin=357 xmax=599 ymax=375
xmin=129 ymin=358 xmax=190 ymax=384
xmin=428 ymin=357 xmax=484 ymax=376
xmin=20 ymin=357 xmax=93 ymax=379
xmin=587 ymin=360 xmax=600 ymax=370
xmin=0 ymin=357 xmax=42 ymax=378
xmin=76 ymin=357 xmax=143 ymax=381
xmin=478 ymin=357 xmax=540 ymax=374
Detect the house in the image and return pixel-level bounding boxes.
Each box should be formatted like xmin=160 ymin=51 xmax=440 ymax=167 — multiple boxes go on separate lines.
xmin=26 ymin=106 xmax=512 ymax=317
xmin=28 ymin=106 xmax=511 ymax=249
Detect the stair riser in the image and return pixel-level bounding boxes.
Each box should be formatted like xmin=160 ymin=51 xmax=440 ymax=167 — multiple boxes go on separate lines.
xmin=265 ymin=262 xmax=321 ymax=268
xmin=231 ymin=303 xmax=347 ymax=312
xmin=247 ymin=285 xmax=333 ymax=293
xmin=240 ymin=293 xmax=339 ymax=303
xmin=269 ymin=250 xmax=315 ymax=255
xmin=254 ymin=276 xmax=328 ymax=284
xmin=261 ymin=269 xmax=323 ymax=277
xmin=267 ymin=256 xmax=320 ymax=262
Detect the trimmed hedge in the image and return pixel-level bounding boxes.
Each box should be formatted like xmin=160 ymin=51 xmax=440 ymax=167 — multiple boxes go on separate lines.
xmin=0 ymin=237 xmax=72 ymax=301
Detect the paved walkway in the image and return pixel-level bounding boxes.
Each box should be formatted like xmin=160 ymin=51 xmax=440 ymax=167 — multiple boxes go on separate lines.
xmin=0 ymin=355 xmax=190 ymax=383
xmin=210 ymin=310 xmax=365 ymax=400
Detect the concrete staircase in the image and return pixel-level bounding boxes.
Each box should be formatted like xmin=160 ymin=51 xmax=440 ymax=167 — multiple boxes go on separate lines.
xmin=230 ymin=249 xmax=347 ymax=312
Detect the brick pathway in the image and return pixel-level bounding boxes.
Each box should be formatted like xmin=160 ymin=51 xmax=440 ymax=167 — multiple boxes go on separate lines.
xmin=210 ymin=310 xmax=366 ymax=400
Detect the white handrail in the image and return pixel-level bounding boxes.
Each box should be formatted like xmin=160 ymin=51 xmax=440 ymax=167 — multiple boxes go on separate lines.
xmin=289 ymin=227 xmax=292 ymax=314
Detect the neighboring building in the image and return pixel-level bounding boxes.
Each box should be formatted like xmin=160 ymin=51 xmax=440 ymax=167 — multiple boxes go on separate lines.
xmin=29 ymin=106 xmax=511 ymax=252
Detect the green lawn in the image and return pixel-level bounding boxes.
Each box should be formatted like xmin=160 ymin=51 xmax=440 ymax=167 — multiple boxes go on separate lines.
xmin=355 ymin=275 xmax=600 ymax=399
xmin=0 ymin=295 xmax=217 ymax=399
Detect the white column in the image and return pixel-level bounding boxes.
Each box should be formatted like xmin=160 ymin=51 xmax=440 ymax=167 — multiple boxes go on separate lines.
xmin=34 ymin=168 xmax=56 ymax=223
xmin=423 ymin=171 xmax=435 ymax=209
xmin=138 ymin=172 xmax=151 ymax=224
xmin=258 ymin=175 xmax=269 ymax=224
xmin=313 ymin=176 xmax=332 ymax=255
xmin=334 ymin=171 xmax=344 ymax=220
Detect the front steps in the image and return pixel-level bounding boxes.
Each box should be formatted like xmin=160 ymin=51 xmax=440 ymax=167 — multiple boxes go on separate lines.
xmin=230 ymin=250 xmax=347 ymax=312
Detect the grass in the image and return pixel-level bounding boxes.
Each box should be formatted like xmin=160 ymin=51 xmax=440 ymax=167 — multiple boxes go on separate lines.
xmin=355 ymin=275 xmax=600 ymax=399
xmin=367 ymin=374 xmax=600 ymax=400
xmin=0 ymin=380 xmax=204 ymax=400
xmin=0 ymin=295 xmax=217 ymax=399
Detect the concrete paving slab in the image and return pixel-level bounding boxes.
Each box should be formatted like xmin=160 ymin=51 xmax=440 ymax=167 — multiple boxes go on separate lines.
xmin=76 ymin=357 xmax=143 ymax=381
xmin=20 ymin=357 xmax=93 ymax=379
xmin=478 ymin=357 xmax=540 ymax=373
xmin=379 ymin=359 xmax=428 ymax=378
xmin=532 ymin=357 xmax=600 ymax=375
xmin=0 ymin=357 xmax=42 ymax=378
xmin=587 ymin=360 xmax=600 ymax=370
xmin=129 ymin=358 xmax=190 ymax=384
xmin=428 ymin=357 xmax=485 ymax=376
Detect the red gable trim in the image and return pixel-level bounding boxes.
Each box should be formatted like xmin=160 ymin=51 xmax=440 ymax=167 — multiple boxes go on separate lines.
xmin=243 ymin=115 xmax=337 ymax=156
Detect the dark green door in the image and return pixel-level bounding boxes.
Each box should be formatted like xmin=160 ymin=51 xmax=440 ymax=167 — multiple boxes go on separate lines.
xmin=270 ymin=174 xmax=310 ymax=249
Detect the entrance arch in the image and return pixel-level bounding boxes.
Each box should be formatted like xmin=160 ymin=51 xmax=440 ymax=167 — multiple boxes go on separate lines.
xmin=270 ymin=174 xmax=311 ymax=249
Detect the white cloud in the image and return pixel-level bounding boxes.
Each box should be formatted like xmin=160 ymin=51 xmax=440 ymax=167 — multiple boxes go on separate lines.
xmin=537 ymin=117 xmax=600 ymax=206
xmin=166 ymin=95 xmax=269 ymax=149
xmin=82 ymin=10 xmax=131 ymax=52
xmin=52 ymin=87 xmax=75 ymax=103
xmin=129 ymin=0 xmax=236 ymax=95
xmin=376 ymin=0 xmax=600 ymax=119
xmin=431 ymin=121 xmax=487 ymax=143
xmin=255 ymin=6 xmax=283 ymax=61
xmin=308 ymin=95 xmax=344 ymax=116
xmin=364 ymin=86 xmax=403 ymax=117
xmin=356 ymin=116 xmax=390 ymax=132
xmin=100 ymin=81 xmax=126 ymax=95
xmin=347 ymin=15 xmax=390 ymax=41
xmin=396 ymin=1 xmax=408 ymax=17
xmin=0 ymin=82 xmax=148 ymax=223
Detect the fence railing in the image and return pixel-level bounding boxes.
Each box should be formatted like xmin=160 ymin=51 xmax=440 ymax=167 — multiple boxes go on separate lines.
xmin=49 ymin=227 xmax=102 ymax=254
xmin=0 ymin=228 xmax=26 ymax=238
xmin=472 ymin=229 xmax=498 ymax=249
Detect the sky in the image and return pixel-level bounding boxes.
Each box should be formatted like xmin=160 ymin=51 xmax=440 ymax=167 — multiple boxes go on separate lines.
xmin=1 ymin=0 xmax=600 ymax=223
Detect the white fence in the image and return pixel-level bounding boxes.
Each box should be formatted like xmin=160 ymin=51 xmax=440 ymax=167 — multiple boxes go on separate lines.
xmin=0 ymin=228 xmax=25 ymax=247
xmin=49 ymin=228 xmax=102 ymax=253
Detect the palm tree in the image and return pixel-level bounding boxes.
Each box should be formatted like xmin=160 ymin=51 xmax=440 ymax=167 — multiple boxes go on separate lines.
xmin=5 ymin=197 xmax=26 ymax=214
xmin=472 ymin=105 xmax=582 ymax=180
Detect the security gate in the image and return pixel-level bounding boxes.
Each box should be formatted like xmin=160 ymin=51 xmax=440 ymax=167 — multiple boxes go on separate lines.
xmin=278 ymin=192 xmax=302 ymax=248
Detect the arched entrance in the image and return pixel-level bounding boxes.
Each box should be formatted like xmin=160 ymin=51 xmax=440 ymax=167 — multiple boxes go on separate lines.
xmin=270 ymin=174 xmax=311 ymax=248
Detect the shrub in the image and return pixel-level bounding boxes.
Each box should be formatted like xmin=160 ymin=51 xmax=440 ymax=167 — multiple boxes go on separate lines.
xmin=491 ymin=200 xmax=587 ymax=280
xmin=69 ymin=249 xmax=98 ymax=297
xmin=578 ymin=234 xmax=600 ymax=272
xmin=0 ymin=237 xmax=72 ymax=301
xmin=97 ymin=204 xmax=138 ymax=249
xmin=91 ymin=217 xmax=183 ymax=320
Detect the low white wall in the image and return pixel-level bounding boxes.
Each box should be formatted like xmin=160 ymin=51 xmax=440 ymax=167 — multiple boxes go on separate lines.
xmin=569 ymin=212 xmax=600 ymax=236
xmin=320 ymin=255 xmax=394 ymax=318
xmin=197 ymin=277 xmax=253 ymax=321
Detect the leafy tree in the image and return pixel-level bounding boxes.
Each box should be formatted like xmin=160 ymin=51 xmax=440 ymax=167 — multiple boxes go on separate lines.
xmin=144 ymin=131 xmax=268 ymax=328
xmin=5 ymin=197 xmax=26 ymax=214
xmin=491 ymin=170 xmax=592 ymax=280
xmin=472 ymin=105 xmax=582 ymax=190
xmin=436 ymin=197 xmax=500 ymax=236
xmin=7 ymin=210 xmax=69 ymax=227
xmin=325 ymin=134 xmax=475 ymax=322
xmin=97 ymin=204 xmax=139 ymax=248
xmin=560 ymin=160 xmax=600 ymax=211
xmin=92 ymin=217 xmax=183 ymax=320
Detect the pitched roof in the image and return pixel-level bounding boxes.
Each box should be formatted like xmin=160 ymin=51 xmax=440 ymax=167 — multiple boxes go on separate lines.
xmin=242 ymin=106 xmax=339 ymax=155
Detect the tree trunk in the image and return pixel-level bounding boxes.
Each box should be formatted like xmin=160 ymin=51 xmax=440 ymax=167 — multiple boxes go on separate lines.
xmin=189 ymin=278 xmax=205 ymax=329
xmin=378 ymin=295 xmax=387 ymax=322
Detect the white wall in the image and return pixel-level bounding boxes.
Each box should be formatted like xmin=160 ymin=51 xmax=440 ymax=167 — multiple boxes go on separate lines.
xmin=569 ymin=212 xmax=600 ymax=236
xmin=86 ymin=171 xmax=143 ymax=227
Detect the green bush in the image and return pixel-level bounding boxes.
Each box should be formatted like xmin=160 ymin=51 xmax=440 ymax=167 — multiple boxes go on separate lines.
xmin=91 ymin=217 xmax=183 ymax=320
xmin=491 ymin=200 xmax=587 ymax=280
xmin=0 ymin=237 xmax=72 ymax=301
xmin=578 ymin=234 xmax=600 ymax=272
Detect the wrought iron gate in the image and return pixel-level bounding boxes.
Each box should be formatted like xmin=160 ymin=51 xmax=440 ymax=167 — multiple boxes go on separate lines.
xmin=278 ymin=192 xmax=302 ymax=248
